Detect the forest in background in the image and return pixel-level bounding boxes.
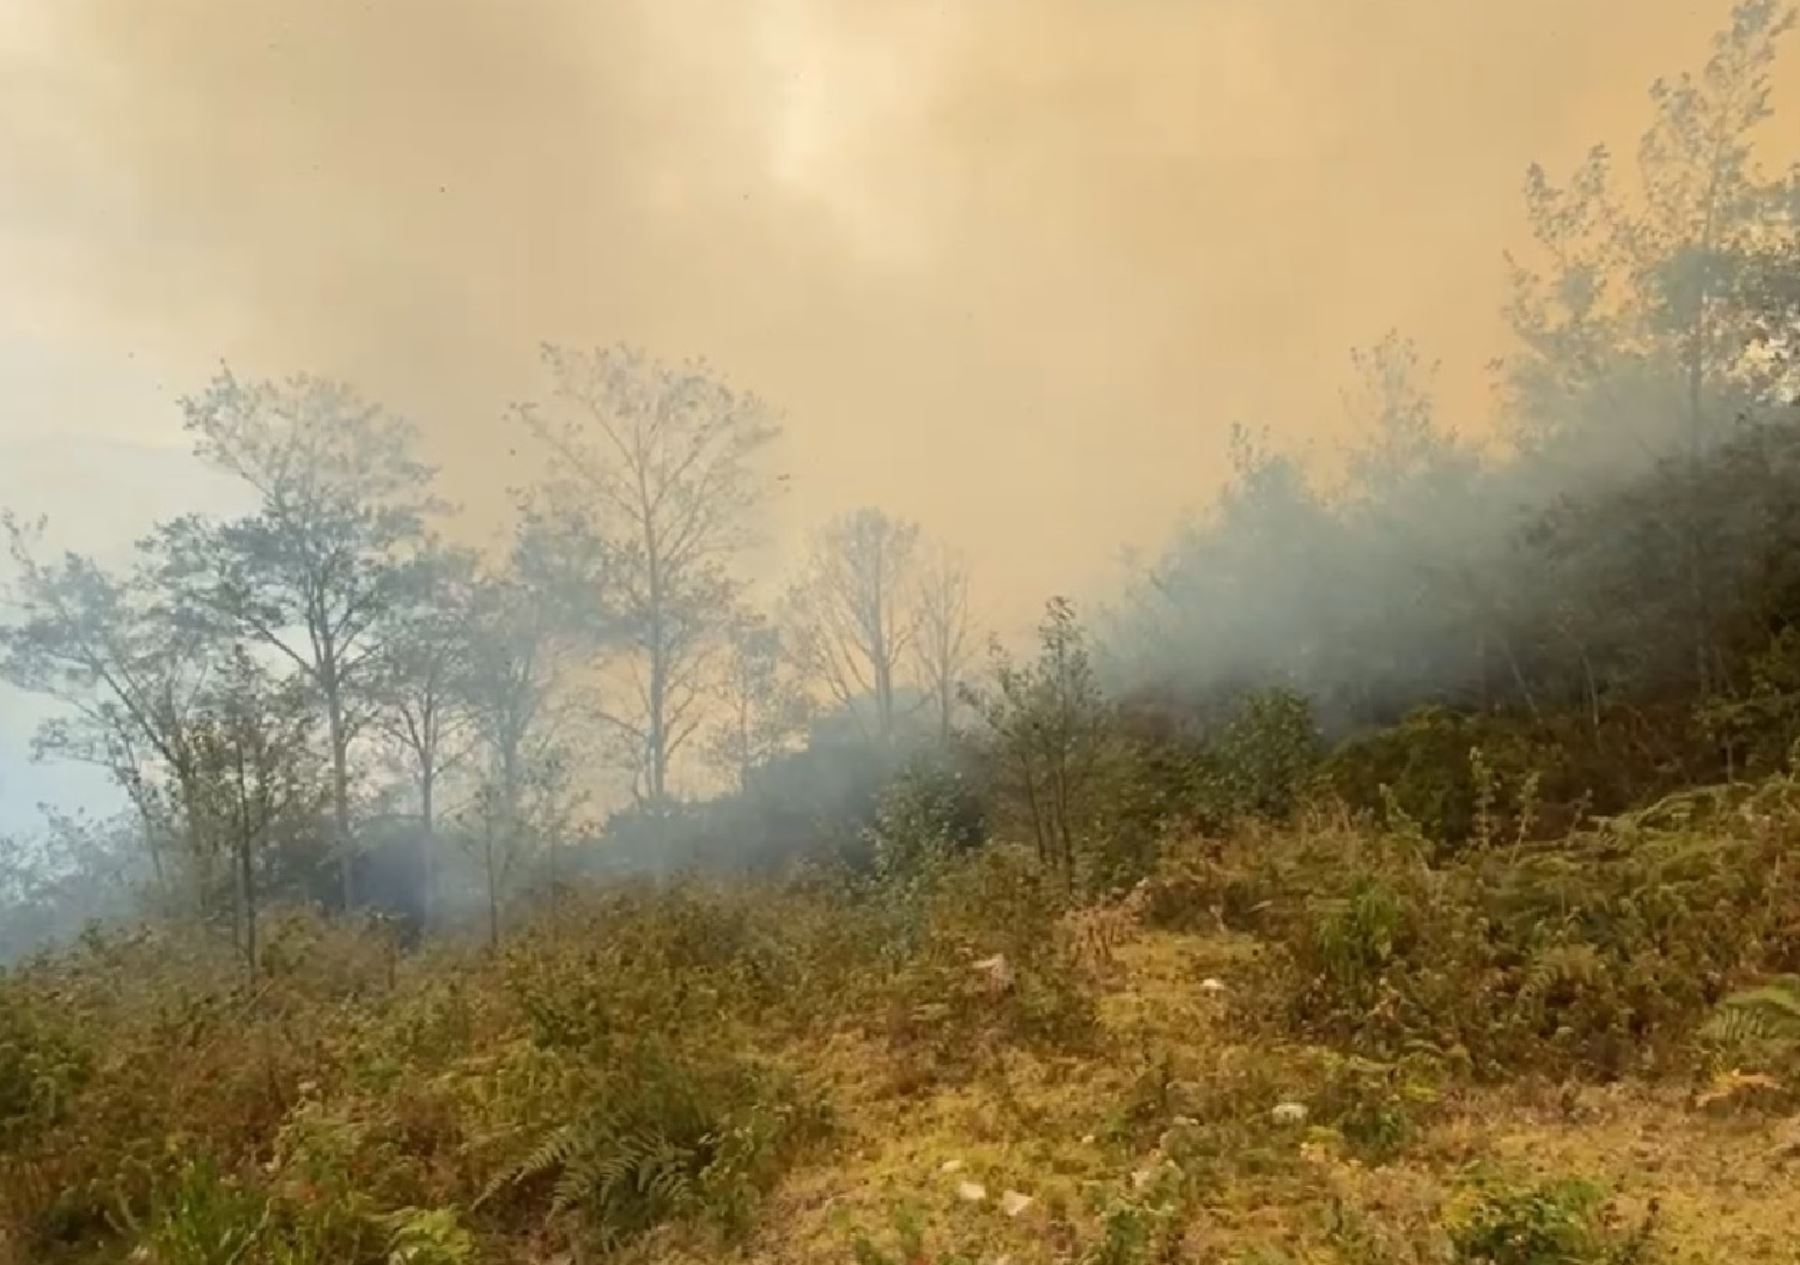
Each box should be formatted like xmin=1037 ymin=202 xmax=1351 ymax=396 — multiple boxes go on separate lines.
xmin=4 ymin=4 xmax=1800 ymax=1263
xmin=6 ymin=0 xmax=1799 ymax=957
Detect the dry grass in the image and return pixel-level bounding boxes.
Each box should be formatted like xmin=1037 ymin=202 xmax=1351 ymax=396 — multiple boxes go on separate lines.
xmin=714 ymin=927 xmax=1800 ymax=1265
xmin=7 ymin=832 xmax=1800 ymax=1263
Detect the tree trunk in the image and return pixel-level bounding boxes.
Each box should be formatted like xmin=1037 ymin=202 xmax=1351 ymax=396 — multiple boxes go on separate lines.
xmin=419 ymin=765 xmax=435 ymax=930
xmin=484 ymin=829 xmax=500 ymax=951
xmin=874 ymin=651 xmax=893 ymax=741
xmin=325 ymin=685 xmax=355 ymax=910
xmin=239 ymin=834 xmax=258 ymax=984
xmin=131 ymin=793 xmax=169 ymax=914
xmin=1018 ymin=752 xmax=1048 ymax=865
xmin=648 ymin=631 xmax=667 ymax=803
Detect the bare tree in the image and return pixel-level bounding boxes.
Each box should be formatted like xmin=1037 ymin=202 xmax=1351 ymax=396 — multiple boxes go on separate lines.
xmin=912 ymin=544 xmax=976 ymax=746
xmin=516 ymin=344 xmax=779 ymax=806
xmin=456 ymin=520 xmax=594 ymax=947
xmin=369 ymin=544 xmax=480 ymax=926
xmin=785 ymin=507 xmax=921 ymax=742
xmin=703 ymin=615 xmax=810 ymax=792
xmin=161 ymin=368 xmax=441 ymax=908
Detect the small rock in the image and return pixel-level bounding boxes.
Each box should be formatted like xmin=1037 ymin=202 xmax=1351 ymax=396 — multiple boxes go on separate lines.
xmin=1172 ymin=1115 xmax=1197 ymax=1127
xmin=1271 ymin=1101 xmax=1309 ymax=1125
xmin=1079 ymin=1133 xmax=1096 ymax=1145
xmin=972 ymin=954 xmax=1015 ymax=992
xmin=957 ymin=1180 xmax=988 ymax=1203
xmin=1199 ymin=977 xmax=1226 ymax=994
xmin=940 ymin=1159 xmax=965 ymax=1174
xmin=1000 ymin=1190 xmax=1035 ymax=1217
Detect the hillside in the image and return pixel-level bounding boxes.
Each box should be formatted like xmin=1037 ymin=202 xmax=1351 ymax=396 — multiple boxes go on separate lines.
xmin=7 ymin=778 xmax=1800 ymax=1265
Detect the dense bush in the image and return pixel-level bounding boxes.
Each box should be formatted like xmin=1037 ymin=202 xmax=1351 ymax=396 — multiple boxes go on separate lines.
xmin=0 ymin=846 xmax=1115 ymax=1262
xmin=1450 ymin=1173 xmax=1659 ymax=1265
xmin=1216 ymin=788 xmax=1800 ymax=1076
xmin=1318 ymin=704 xmax=1718 ymax=849
xmin=862 ymin=756 xmax=987 ymax=880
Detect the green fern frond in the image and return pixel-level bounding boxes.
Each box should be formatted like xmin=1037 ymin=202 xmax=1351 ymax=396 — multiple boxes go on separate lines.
xmin=1707 ymin=975 xmax=1800 ymax=1044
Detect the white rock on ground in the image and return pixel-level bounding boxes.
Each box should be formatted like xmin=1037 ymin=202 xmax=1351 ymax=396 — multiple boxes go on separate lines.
xmin=957 ymin=1181 xmax=988 ymax=1203
xmin=940 ymin=1159 xmax=965 ymax=1174
xmin=1000 ymin=1190 xmax=1035 ymax=1218
xmin=971 ymin=954 xmax=1015 ymax=992
xmin=1200 ymin=977 xmax=1226 ymax=994
xmin=1271 ymin=1101 xmax=1309 ymax=1124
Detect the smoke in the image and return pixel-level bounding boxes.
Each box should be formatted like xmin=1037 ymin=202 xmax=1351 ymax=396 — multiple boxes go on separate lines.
xmin=0 ymin=0 xmax=1759 ymax=634
xmin=5 ymin=1 xmax=1799 ymax=945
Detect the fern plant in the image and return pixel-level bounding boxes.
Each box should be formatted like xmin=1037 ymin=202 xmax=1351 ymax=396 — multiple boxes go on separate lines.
xmin=1703 ymin=975 xmax=1800 ymax=1046
xmin=480 ymin=1099 xmax=709 ymax=1250
xmin=478 ymin=1043 xmax=826 ymax=1252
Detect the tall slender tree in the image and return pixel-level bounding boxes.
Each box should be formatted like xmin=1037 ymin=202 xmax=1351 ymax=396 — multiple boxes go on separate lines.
xmin=703 ymin=615 xmax=810 ymax=792
xmin=517 ymin=345 xmax=779 ymax=806
xmin=160 ymin=368 xmax=441 ymax=908
xmin=369 ymin=544 xmax=480 ymax=925
xmin=456 ymin=516 xmax=596 ymax=946
xmin=785 ymin=507 xmax=922 ymax=742
xmin=912 ymin=544 xmax=975 ymax=746
xmin=188 ymin=646 xmax=321 ymax=982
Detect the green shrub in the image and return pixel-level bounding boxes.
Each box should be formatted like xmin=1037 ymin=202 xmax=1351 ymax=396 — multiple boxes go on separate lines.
xmin=1210 ymin=687 xmax=1321 ymax=821
xmin=1241 ymin=802 xmax=1788 ymax=1076
xmin=381 ymin=1207 xmax=474 ymax=1265
xmin=864 ymin=757 xmax=986 ymax=881
xmin=133 ymin=1158 xmax=272 ymax=1265
xmin=478 ymin=1038 xmax=830 ymax=1252
xmin=1324 ymin=708 xmax=1491 ymax=842
xmin=872 ymin=845 xmax=1099 ymax=1062
xmin=1451 ymin=1173 xmax=1658 ymax=1264
xmin=0 ymin=988 xmax=91 ymax=1150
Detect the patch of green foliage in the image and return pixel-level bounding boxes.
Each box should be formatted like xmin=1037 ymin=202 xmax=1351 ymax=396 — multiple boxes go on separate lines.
xmin=1451 ymin=1173 xmax=1659 ymax=1265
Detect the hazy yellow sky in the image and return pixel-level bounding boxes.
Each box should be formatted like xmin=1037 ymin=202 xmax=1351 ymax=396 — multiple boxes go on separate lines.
xmin=0 ymin=0 xmax=1791 ymax=626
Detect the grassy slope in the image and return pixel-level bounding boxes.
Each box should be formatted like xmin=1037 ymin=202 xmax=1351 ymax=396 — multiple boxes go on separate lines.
xmin=7 ymin=816 xmax=1800 ymax=1264
xmin=721 ymin=928 xmax=1798 ymax=1264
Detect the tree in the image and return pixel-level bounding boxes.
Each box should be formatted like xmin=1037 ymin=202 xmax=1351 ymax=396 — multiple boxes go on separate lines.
xmin=369 ymin=544 xmax=480 ymax=924
xmin=0 ymin=514 xmax=213 ymax=907
xmin=0 ymin=811 xmax=144 ymax=962
xmin=1502 ymin=0 xmax=1796 ymax=463
xmin=912 ymin=544 xmax=976 ymax=746
xmin=1500 ymin=2 xmax=1798 ymax=696
xmin=456 ymin=525 xmax=593 ymax=946
xmin=459 ymin=739 xmax=581 ymax=950
xmin=188 ymin=646 xmax=323 ymax=981
xmin=785 ymin=507 xmax=922 ymax=742
xmin=161 ymin=368 xmax=441 ymax=908
xmin=703 ymin=615 xmax=810 ymax=792
xmin=1111 ymin=425 xmax=1342 ymax=713
xmin=517 ymin=344 xmax=779 ymax=806
xmin=966 ymin=598 xmax=1111 ymax=882
xmin=1336 ymin=333 xmax=1490 ymax=717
